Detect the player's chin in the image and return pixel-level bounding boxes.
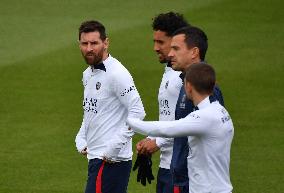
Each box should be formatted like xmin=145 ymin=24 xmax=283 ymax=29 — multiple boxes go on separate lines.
xmin=158 ymin=56 xmax=167 ymax=63
xmin=171 ymin=61 xmax=176 ymax=66
xmin=171 ymin=62 xmax=179 ymax=70
xmin=85 ymin=58 xmax=95 ymax=65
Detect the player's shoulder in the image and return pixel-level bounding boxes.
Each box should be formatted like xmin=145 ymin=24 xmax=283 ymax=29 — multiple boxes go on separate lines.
xmin=205 ymin=101 xmax=231 ymax=125
xmin=81 ymin=67 xmax=93 ymax=86
xmin=165 ymin=67 xmax=181 ymax=76
xmin=82 ymin=67 xmax=92 ymax=79
xmin=169 ymin=69 xmax=182 ymax=82
xmin=164 ymin=68 xmax=182 ymax=84
xmin=105 ymin=55 xmax=130 ymax=76
xmin=105 ymin=55 xmax=134 ymax=87
xmin=189 ymin=102 xmax=220 ymax=120
xmin=83 ymin=66 xmax=91 ymax=74
xmin=214 ymin=102 xmax=232 ymax=122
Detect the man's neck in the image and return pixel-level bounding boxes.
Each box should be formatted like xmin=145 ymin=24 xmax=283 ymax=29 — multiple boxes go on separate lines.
xmin=192 ymin=93 xmax=209 ymax=106
xmin=182 ymin=58 xmax=201 ymax=73
xmin=102 ymin=51 xmax=109 ymax=61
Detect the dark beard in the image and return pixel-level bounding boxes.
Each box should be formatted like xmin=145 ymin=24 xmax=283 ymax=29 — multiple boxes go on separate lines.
xmin=158 ymin=54 xmax=170 ymax=64
xmin=159 ymin=58 xmax=168 ymax=64
xmin=159 ymin=57 xmax=171 ymax=64
xmin=83 ymin=48 xmax=104 ymax=66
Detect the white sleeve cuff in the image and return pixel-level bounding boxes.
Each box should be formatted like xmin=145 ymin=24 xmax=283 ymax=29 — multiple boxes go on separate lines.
xmin=156 ymin=137 xmax=173 ymax=148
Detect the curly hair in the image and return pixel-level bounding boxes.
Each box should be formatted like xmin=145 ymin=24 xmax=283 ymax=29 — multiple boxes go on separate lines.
xmin=152 ymin=12 xmax=189 ymax=36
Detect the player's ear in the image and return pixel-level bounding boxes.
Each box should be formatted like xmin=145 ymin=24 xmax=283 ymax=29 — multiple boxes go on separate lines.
xmin=103 ymin=37 xmax=109 ymax=50
xmin=185 ymin=81 xmax=192 ymax=99
xmin=78 ymin=39 xmax=81 ymax=48
xmin=184 ymin=80 xmax=190 ymax=90
xmin=191 ymin=47 xmax=199 ymax=59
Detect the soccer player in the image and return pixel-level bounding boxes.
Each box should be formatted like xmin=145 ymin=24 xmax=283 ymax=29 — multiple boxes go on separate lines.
xmin=169 ymin=26 xmax=225 ymax=193
xmin=134 ymin=12 xmax=189 ymax=193
xmin=127 ymin=63 xmax=234 ymax=193
xmin=75 ymin=20 xmax=145 ymax=193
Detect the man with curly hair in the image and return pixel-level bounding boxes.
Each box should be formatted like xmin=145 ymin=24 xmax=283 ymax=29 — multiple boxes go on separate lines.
xmin=134 ymin=12 xmax=189 ymax=193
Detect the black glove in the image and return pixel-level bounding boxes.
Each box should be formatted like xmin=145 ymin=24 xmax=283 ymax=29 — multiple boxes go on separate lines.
xmin=133 ymin=154 xmax=155 ymax=186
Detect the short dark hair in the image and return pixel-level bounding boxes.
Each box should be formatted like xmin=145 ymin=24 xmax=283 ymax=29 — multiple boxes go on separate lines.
xmin=185 ymin=62 xmax=215 ymax=95
xmin=79 ymin=20 xmax=106 ymax=40
xmin=173 ymin=26 xmax=208 ymax=61
xmin=152 ymin=12 xmax=189 ymax=36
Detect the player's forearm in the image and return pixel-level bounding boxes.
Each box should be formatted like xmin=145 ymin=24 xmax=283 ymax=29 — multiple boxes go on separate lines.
xmin=156 ymin=137 xmax=173 ymax=148
xmin=127 ymin=97 xmax=146 ymax=120
xmin=127 ymin=118 xmax=175 ymax=137
xmin=127 ymin=117 xmax=207 ymax=138
xmin=75 ymin=120 xmax=87 ymax=152
xmin=75 ymin=134 xmax=87 ymax=152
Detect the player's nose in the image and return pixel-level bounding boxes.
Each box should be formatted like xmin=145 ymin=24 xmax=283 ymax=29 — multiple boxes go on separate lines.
xmin=86 ymin=43 xmax=93 ymax=51
xmin=168 ymin=49 xmax=174 ymax=58
xmin=154 ymin=43 xmax=160 ymax=52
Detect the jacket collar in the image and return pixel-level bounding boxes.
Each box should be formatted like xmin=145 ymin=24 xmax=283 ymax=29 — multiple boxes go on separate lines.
xmin=166 ymin=62 xmax=172 ymax=67
xmin=90 ymin=54 xmax=111 ymax=72
xmin=92 ymin=62 xmax=106 ymax=72
xmin=179 ymin=73 xmax=185 ymax=82
xmin=197 ymin=96 xmax=211 ymax=110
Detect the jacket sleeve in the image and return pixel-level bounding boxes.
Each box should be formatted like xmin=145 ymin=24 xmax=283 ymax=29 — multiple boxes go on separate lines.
xmin=104 ymin=68 xmax=146 ymax=160
xmin=156 ymin=137 xmax=173 ymax=148
xmin=75 ymin=119 xmax=87 ymax=153
xmin=114 ymin=69 xmax=146 ymax=120
xmin=127 ymin=111 xmax=211 ymax=138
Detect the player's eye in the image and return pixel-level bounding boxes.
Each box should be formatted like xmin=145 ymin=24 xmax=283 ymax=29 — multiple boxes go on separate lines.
xmin=90 ymin=42 xmax=98 ymax=46
xmin=171 ymin=46 xmax=178 ymax=51
xmin=80 ymin=42 xmax=88 ymax=46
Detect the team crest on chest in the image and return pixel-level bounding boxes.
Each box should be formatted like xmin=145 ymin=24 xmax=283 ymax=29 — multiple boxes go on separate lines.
xmin=182 ymin=94 xmax=186 ymax=103
xmin=180 ymin=94 xmax=187 ymax=109
xmin=165 ymin=81 xmax=169 ymax=89
xmin=96 ymin=82 xmax=101 ymax=90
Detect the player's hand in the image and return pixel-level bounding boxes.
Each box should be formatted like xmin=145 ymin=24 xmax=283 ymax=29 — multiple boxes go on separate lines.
xmin=81 ymin=147 xmax=87 ymax=156
xmin=104 ymin=140 xmax=126 ymax=161
xmin=103 ymin=157 xmax=117 ymax=164
xmin=136 ymin=139 xmax=159 ymax=155
xmin=133 ymin=154 xmax=155 ymax=186
xmin=136 ymin=138 xmax=150 ymax=153
xmin=141 ymin=139 xmax=159 ymax=154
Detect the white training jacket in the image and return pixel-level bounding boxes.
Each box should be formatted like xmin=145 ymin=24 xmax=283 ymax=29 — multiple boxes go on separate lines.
xmin=127 ymin=97 xmax=234 ymax=193
xmin=75 ymin=55 xmax=145 ymax=161
xmin=155 ymin=64 xmax=182 ymax=169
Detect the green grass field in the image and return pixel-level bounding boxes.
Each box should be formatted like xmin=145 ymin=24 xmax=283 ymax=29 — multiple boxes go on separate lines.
xmin=0 ymin=0 xmax=283 ymax=192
